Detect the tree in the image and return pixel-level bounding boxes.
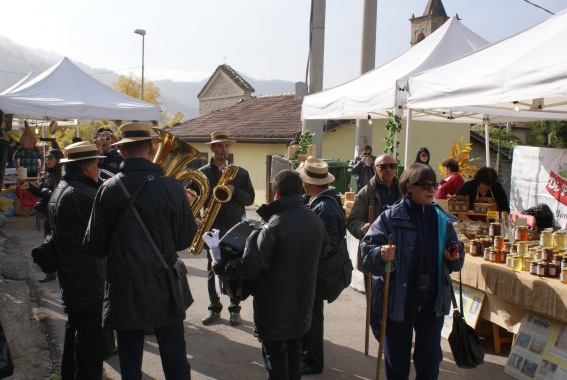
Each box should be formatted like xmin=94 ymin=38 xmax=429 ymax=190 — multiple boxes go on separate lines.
xmin=167 ymin=112 xmax=184 ymax=127
xmin=526 ymin=120 xmax=567 ymax=148
xmin=113 ymin=73 xmax=160 ymax=105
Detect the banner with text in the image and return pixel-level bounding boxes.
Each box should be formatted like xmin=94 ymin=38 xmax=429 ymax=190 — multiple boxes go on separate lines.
xmin=510 ymin=146 xmax=567 ymax=228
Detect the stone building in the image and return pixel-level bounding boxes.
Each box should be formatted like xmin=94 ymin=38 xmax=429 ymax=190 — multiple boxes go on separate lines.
xmin=410 ymin=0 xmax=449 ymax=46
xmin=198 ymin=64 xmax=255 ymax=116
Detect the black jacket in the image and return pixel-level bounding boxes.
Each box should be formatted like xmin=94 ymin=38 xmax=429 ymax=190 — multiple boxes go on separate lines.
xmin=28 ymin=165 xmax=62 ymax=213
xmin=85 ymin=158 xmax=197 ymax=330
xmin=199 ymin=159 xmax=255 ymax=236
xmin=223 ymin=194 xmax=328 ymax=341
xmin=48 ymin=170 xmax=104 ymax=315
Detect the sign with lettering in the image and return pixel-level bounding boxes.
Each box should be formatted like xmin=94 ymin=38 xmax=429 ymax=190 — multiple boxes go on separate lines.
xmin=504 ymin=313 xmax=567 ymax=379
xmin=510 ymin=146 xmax=567 ymax=228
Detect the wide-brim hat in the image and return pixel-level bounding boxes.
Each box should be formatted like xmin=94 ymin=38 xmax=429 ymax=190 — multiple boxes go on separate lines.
xmin=205 ymin=130 xmax=236 ymax=145
xmin=60 ymin=141 xmax=105 ymax=163
xmin=296 ymin=157 xmax=335 ymax=185
xmin=112 ymin=122 xmax=162 ymax=145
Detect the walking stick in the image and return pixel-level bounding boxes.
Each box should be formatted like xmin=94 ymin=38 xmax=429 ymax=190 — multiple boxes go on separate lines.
xmin=364 ymin=205 xmax=374 ymax=356
xmin=376 ymin=234 xmax=393 ymax=380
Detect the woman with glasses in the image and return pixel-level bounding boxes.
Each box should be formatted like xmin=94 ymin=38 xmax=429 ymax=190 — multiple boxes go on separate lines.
xmin=455 ymin=166 xmax=510 ymax=222
xmin=414 ymin=147 xmax=430 ymax=165
xmin=360 ymin=163 xmax=463 ymax=379
xmin=27 ymin=149 xmax=64 ymax=282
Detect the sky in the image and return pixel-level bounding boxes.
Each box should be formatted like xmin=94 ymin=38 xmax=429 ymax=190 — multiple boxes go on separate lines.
xmin=0 ymin=0 xmax=564 ymax=89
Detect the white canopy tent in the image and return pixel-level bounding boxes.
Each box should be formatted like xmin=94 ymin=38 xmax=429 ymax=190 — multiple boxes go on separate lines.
xmin=407 ymin=8 xmax=567 ymax=121
xmin=0 ymin=71 xmax=37 ymax=95
xmin=0 ymin=57 xmax=161 ymax=121
xmin=301 ymin=17 xmax=489 ymax=121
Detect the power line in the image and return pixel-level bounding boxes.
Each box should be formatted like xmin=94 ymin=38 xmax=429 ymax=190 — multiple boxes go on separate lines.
xmin=523 ymin=0 xmax=555 ymax=15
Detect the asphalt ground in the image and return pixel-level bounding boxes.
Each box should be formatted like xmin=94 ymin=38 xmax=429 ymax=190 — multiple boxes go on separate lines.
xmin=0 ymin=210 xmax=513 ymax=379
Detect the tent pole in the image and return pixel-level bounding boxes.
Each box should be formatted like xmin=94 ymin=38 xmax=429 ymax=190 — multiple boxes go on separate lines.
xmin=484 ymin=116 xmax=491 ymax=167
xmin=403 ymin=109 xmax=412 ymax=169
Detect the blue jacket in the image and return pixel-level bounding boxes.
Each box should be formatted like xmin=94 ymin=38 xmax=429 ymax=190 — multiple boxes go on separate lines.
xmin=360 ymin=200 xmax=464 ymax=325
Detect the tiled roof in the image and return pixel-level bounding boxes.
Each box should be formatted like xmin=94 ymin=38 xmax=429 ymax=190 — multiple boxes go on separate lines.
xmin=197 ymin=64 xmax=255 ymax=98
xmin=169 ymin=94 xmax=303 ymax=143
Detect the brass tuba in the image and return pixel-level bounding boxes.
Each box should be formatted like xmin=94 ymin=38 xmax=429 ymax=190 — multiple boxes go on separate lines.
xmin=152 ymin=128 xmax=210 ymax=219
xmin=189 ymin=158 xmax=239 ymax=256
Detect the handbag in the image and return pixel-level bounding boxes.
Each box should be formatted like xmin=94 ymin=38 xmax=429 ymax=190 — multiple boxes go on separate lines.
xmin=116 ymin=176 xmax=193 ymax=316
xmin=0 ymin=320 xmax=14 ymax=378
xmin=448 ymin=271 xmax=484 ymax=369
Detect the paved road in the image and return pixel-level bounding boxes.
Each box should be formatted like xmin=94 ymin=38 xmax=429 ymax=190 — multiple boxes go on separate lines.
xmin=0 ymin=212 xmax=512 ymax=379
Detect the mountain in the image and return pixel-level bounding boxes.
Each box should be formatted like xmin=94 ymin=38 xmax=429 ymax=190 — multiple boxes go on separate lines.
xmin=0 ymin=35 xmax=296 ymax=122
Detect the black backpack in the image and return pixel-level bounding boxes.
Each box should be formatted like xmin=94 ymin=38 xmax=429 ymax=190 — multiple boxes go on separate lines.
xmin=522 ymin=203 xmax=554 ymax=231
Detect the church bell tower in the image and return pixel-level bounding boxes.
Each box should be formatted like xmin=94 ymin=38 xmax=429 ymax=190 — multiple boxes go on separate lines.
xmin=409 ymin=0 xmax=449 ymax=46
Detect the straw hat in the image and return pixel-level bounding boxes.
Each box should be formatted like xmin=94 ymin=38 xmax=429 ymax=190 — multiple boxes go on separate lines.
xmin=296 ymin=157 xmax=335 ymax=185
xmin=205 ymin=130 xmax=236 ymax=145
xmin=112 ymin=122 xmax=162 ymax=145
xmin=60 ymin=141 xmax=105 ymax=163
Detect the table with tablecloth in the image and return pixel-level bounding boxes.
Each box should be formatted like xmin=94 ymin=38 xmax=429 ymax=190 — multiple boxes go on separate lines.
xmin=452 ymin=255 xmax=567 ymax=334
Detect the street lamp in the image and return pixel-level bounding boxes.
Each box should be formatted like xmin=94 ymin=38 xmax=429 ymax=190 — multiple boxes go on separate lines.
xmin=134 ymin=29 xmax=146 ymax=101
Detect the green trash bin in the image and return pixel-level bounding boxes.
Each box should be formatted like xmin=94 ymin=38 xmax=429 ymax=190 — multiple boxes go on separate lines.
xmin=323 ymin=159 xmax=352 ymax=194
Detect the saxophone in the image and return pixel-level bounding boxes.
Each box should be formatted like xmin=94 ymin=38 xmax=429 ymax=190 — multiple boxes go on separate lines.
xmin=189 ymin=158 xmax=239 ymax=255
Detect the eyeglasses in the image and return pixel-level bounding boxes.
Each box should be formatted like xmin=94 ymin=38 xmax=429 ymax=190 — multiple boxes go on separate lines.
xmin=45 ymin=155 xmax=54 ymax=160
xmin=420 ymin=153 xmax=429 ymax=157
xmin=377 ymin=163 xmax=397 ymax=170
xmin=362 ymin=153 xmax=371 ymax=156
xmin=411 ymin=181 xmax=438 ymax=190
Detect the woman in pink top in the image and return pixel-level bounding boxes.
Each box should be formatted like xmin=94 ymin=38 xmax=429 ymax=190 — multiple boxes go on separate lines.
xmin=435 ymin=159 xmax=464 ymax=200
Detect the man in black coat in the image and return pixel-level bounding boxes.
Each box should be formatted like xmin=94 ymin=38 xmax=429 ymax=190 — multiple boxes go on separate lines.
xmin=85 ymin=123 xmax=197 ymax=379
xmin=198 ymin=130 xmax=255 ymax=326
xmin=48 ymin=141 xmax=106 ymax=379
xmin=213 ymin=170 xmax=328 ymax=380
xmin=297 ymin=157 xmax=348 ymax=375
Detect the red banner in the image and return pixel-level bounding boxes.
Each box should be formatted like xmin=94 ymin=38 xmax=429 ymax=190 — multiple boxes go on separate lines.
xmin=546 ymin=171 xmax=567 ymax=206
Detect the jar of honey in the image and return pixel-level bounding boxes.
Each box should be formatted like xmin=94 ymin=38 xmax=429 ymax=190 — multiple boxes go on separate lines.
xmin=561 ymin=269 xmax=567 ymax=284
xmin=522 ymin=254 xmax=532 ymax=271
xmin=513 ymin=254 xmax=523 ymax=272
xmin=484 ymin=247 xmax=491 ymax=261
xmin=489 ymin=223 xmax=501 ymax=238
xmin=540 ymin=231 xmax=553 ymax=247
xmin=515 ymin=226 xmax=528 ymax=242
xmin=494 ymin=236 xmax=505 ymax=250
xmin=562 ymin=256 xmax=567 ymax=271
xmin=548 ymin=263 xmax=560 ymax=278
xmin=469 ymin=241 xmax=477 ymax=256
xmin=517 ymin=241 xmax=529 ymax=256
xmin=537 ymin=261 xmax=548 ymax=277
xmin=542 ymin=247 xmax=554 ymax=263
xmin=553 ymin=231 xmax=567 ymax=250
xmin=530 ymin=260 xmax=539 ymax=275
xmin=499 ymin=250 xmax=507 ymax=264
xmin=552 ymin=255 xmax=563 ymax=267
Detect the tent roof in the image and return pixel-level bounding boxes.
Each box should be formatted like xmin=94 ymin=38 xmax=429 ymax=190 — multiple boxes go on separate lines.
xmin=0 ymin=57 xmax=161 ymax=121
xmin=301 ymin=17 xmax=489 ymax=121
xmin=407 ymin=8 xmax=567 ymax=122
xmin=0 ymin=71 xmax=37 ymax=95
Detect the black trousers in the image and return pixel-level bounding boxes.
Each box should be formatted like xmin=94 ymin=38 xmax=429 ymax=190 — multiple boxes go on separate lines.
xmin=206 ymin=251 xmax=240 ymax=313
xmin=116 ymin=321 xmax=190 ymax=380
xmin=300 ymin=294 xmax=324 ymax=371
xmin=261 ymin=338 xmax=302 ymax=380
xmin=61 ymin=311 xmax=104 ymax=380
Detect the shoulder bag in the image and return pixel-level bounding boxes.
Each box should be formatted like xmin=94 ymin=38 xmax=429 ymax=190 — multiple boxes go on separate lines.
xmin=115 ymin=175 xmax=193 ymax=316
xmin=448 ymin=271 xmax=484 ymax=368
xmin=309 ymin=194 xmax=353 ymax=303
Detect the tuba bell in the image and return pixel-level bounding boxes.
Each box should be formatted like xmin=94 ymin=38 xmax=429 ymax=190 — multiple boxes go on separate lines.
xmin=152 ymin=128 xmax=210 ymax=219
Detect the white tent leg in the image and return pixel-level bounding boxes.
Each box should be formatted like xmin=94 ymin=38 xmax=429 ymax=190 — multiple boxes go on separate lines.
xmin=484 ymin=116 xmax=491 ymax=167
xmin=403 ymin=109 xmax=413 ymax=169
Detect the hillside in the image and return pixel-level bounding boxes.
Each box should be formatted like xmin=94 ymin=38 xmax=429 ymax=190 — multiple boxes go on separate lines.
xmin=0 ymin=35 xmax=295 ymax=122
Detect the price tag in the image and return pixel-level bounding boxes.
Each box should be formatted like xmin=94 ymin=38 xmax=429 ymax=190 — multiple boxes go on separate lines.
xmin=486 ymin=210 xmax=499 ymax=219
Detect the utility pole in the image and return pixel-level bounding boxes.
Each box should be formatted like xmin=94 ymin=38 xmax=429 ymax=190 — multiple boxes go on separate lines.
xmin=354 ymin=0 xmax=377 ymax=160
xmin=303 ymin=0 xmax=326 ymax=158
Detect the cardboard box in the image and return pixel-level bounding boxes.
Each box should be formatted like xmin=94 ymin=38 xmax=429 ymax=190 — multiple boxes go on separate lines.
xmin=448 ymin=195 xmax=469 ymax=212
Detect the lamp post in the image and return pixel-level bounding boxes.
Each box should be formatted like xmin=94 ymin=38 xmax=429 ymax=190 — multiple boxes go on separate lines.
xmin=134 ymin=29 xmax=146 ymax=101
